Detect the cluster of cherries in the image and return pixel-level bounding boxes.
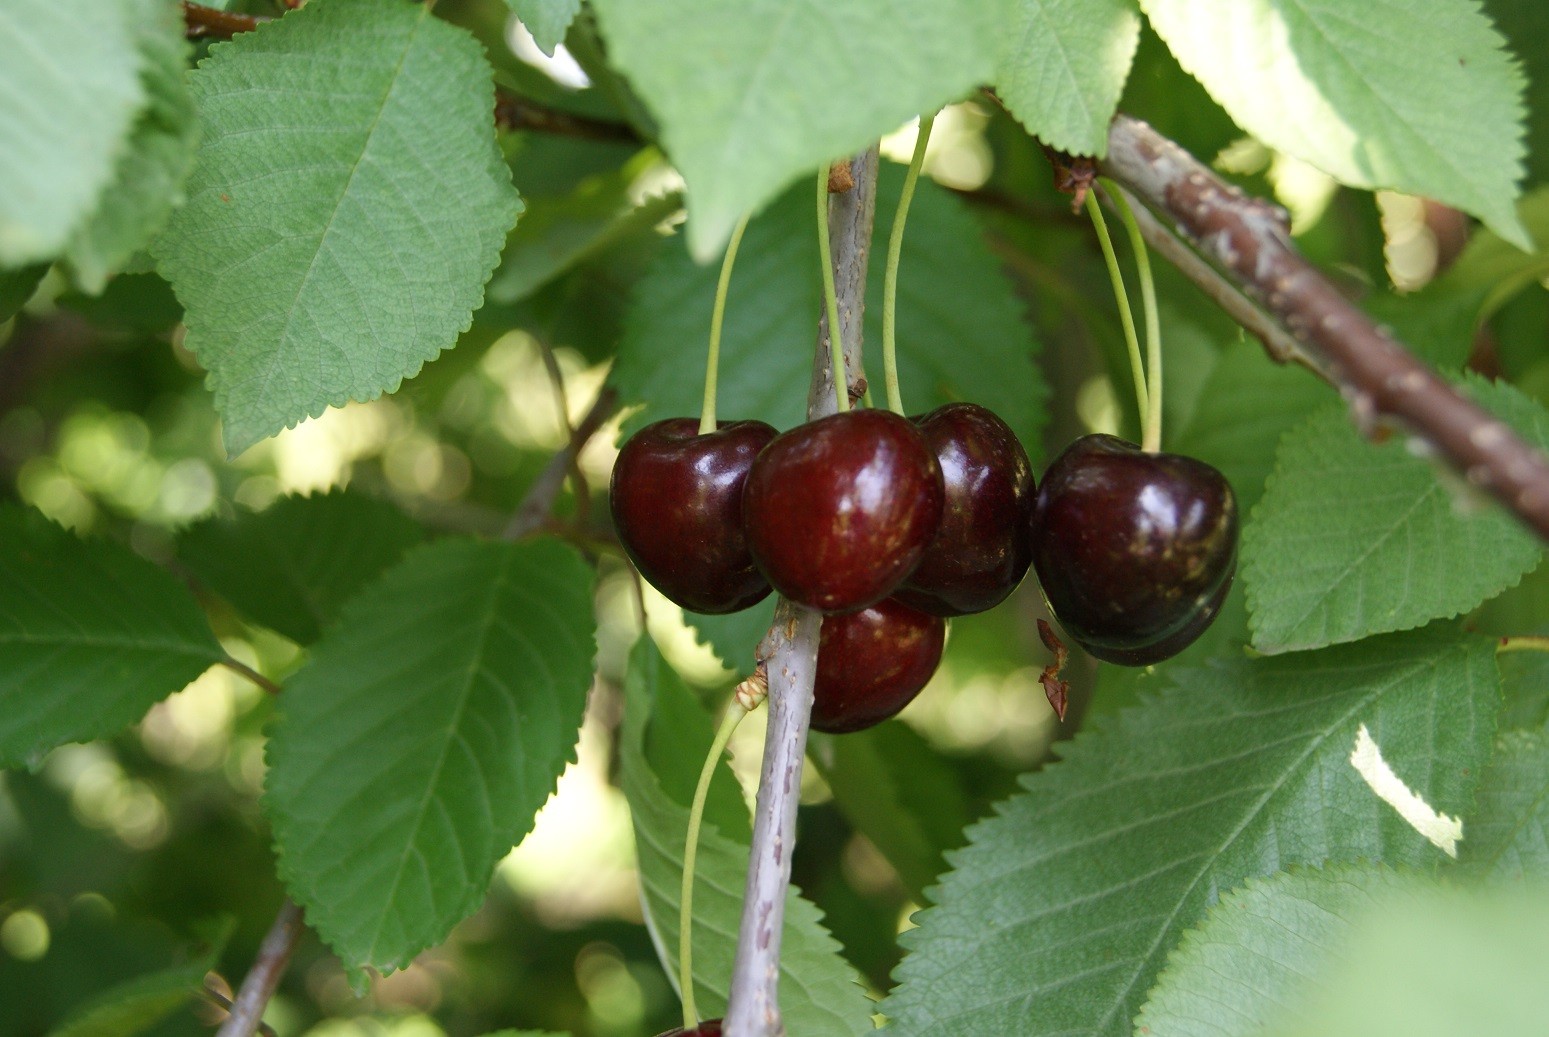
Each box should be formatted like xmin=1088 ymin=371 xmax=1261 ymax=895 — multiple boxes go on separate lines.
xmin=610 ymin=404 xmax=1238 ymax=735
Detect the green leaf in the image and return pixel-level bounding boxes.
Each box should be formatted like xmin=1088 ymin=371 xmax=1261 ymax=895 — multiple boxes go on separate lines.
xmin=1498 ymin=648 xmax=1549 ymax=732
xmin=619 ymin=637 xmax=874 ymax=1035
xmin=813 ymin=722 xmax=976 ymax=901
xmin=154 ymin=0 xmax=522 ymax=454
xmin=0 ymin=264 xmax=48 ymax=322
xmin=0 ymin=0 xmax=146 ymax=265
xmin=1459 ymin=728 xmax=1549 ymax=881
xmin=1170 ymin=338 xmax=1329 ymax=513
xmin=264 ymin=537 xmax=596 ymax=972
xmin=1487 ymin=0 xmax=1549 ymax=187
xmin=177 ymin=490 xmax=426 ymax=645
xmin=62 ymin=0 xmax=198 ymax=294
xmin=1135 ymin=864 xmax=1426 ymax=1037
xmin=992 ymin=0 xmax=1142 ymax=156
xmin=1242 ymin=378 xmax=1548 ymax=654
xmin=589 ymin=0 xmax=1002 ymax=260
xmin=1260 ymin=881 xmax=1549 ymax=1037
xmin=1140 ymin=0 xmax=1531 ymax=249
xmin=0 ymin=507 xmax=224 ymax=768
xmin=611 ymin=165 xmax=1045 ymax=459
xmin=48 ymin=925 xmax=228 ymax=1037
xmin=881 ymin=627 xmax=1498 ymax=1037
xmin=509 ymin=0 xmax=581 ymax=57
xmin=686 ymin=597 xmax=777 ymax=674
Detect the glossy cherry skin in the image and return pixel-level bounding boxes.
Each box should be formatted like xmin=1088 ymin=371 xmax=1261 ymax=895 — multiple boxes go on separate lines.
xmin=742 ymin=409 xmax=944 ymax=613
xmin=1029 ymin=434 xmax=1238 ymax=666
xmin=655 ymin=1021 xmax=722 ymax=1036
xmin=610 ymin=418 xmax=777 ymax=614
xmin=811 ymin=597 xmax=946 ymax=733
xmin=896 ymin=403 xmax=1034 ymax=617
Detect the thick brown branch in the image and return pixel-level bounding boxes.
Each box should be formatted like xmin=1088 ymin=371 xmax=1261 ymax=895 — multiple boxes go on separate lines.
xmin=182 ymin=2 xmax=268 ymax=40
xmin=724 ymin=147 xmax=879 ymax=1037
xmin=215 ymin=899 xmax=304 ymax=1037
xmin=504 ymin=386 xmax=618 ymax=540
xmin=1100 ymin=115 xmax=1549 ymax=542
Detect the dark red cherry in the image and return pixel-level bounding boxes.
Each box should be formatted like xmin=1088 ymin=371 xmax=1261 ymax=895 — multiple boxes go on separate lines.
xmin=610 ymin=418 xmax=777 ymax=614
xmin=654 ymin=1021 xmax=722 ymax=1036
xmin=811 ymin=597 xmax=946 ymax=733
xmin=1029 ymin=434 xmax=1237 ymax=666
xmin=742 ymin=409 xmax=944 ymax=613
xmin=896 ymin=403 xmax=1034 ymax=616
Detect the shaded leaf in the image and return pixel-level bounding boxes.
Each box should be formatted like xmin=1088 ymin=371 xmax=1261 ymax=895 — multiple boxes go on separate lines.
xmin=0 ymin=264 xmax=48 ymax=322
xmin=1243 ymin=377 xmax=1548 ymax=654
xmin=178 ymin=490 xmax=426 ymax=645
xmin=620 ymin=637 xmax=873 ymax=1035
xmin=0 ymin=0 xmax=145 ymax=265
xmin=48 ymin=925 xmax=228 ymax=1037
xmin=0 ymin=507 xmax=224 ymax=768
xmin=155 ymin=0 xmax=522 ymax=453
xmin=1460 ymin=728 xmax=1549 ymax=881
xmin=1141 ymin=0 xmax=1530 ymax=248
xmin=589 ymin=0 xmax=1001 ymax=260
xmin=265 ymin=537 xmax=596 ymax=972
xmin=882 ymin=628 xmax=1497 ymax=1037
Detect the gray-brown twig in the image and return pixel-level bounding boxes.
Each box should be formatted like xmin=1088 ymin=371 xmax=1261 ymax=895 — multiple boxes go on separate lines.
xmin=1099 ymin=115 xmax=1549 ymax=541
xmin=503 ymin=387 xmax=618 ymax=540
xmin=723 ymin=146 xmax=879 ymax=1037
xmin=215 ymin=899 xmax=305 ymax=1037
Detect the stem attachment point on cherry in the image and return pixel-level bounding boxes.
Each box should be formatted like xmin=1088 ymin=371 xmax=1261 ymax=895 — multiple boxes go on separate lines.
xmin=882 ymin=112 xmax=935 ymax=416
xmin=700 ymin=214 xmax=751 ymax=435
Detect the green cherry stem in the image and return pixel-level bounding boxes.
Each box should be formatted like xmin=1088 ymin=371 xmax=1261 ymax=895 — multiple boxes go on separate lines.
xmin=700 ymin=214 xmax=751 ymax=435
xmin=1106 ymin=181 xmax=1163 ymax=453
xmin=882 ymin=112 xmax=935 ymax=416
xmin=817 ymin=168 xmax=850 ymax=414
xmin=1084 ymin=189 xmax=1148 ymax=434
xmin=1497 ymin=635 xmax=1549 ymax=655
xmin=680 ymin=671 xmax=768 ymax=1028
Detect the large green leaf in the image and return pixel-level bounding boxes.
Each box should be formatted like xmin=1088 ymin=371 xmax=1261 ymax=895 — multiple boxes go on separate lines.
xmin=992 ymin=0 xmax=1141 ymax=156
xmin=154 ymin=0 xmax=522 ymax=454
xmin=0 ymin=507 xmax=224 ymax=768
xmin=1261 ymin=881 xmax=1549 ymax=1037
xmin=1134 ymin=864 xmax=1424 ymax=1037
xmin=62 ymin=0 xmax=197 ymax=294
xmin=0 ymin=0 xmax=145 ymax=265
xmin=589 ymin=0 xmax=1001 ymax=260
xmin=1460 ymin=727 xmax=1549 ymax=881
xmin=882 ymin=627 xmax=1497 ymax=1037
xmin=177 ymin=490 xmax=426 ymax=645
xmin=686 ymin=598 xmax=778 ymax=675
xmin=48 ymin=927 xmax=227 ymax=1037
xmin=1242 ymin=378 xmax=1548 ymax=654
xmin=619 ymin=638 xmax=874 ymax=1035
xmin=611 ymin=165 xmax=1044 ymax=456
xmin=264 ymin=537 xmax=596 ymax=972
xmin=1141 ymin=0 xmax=1530 ymax=249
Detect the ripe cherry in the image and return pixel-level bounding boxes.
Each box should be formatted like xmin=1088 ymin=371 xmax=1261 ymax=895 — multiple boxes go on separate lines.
xmin=1029 ymin=434 xmax=1237 ymax=666
xmin=654 ymin=1021 xmax=722 ymax=1037
xmin=811 ymin=597 xmax=946 ymax=733
xmin=742 ymin=409 xmax=944 ymax=613
xmin=896 ymin=403 xmax=1034 ymax=617
xmin=610 ymin=418 xmax=777 ymax=614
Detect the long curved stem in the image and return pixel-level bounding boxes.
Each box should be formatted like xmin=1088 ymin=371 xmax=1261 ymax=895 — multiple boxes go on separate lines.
xmin=1084 ymin=190 xmax=1147 ymax=433
xmin=701 ymin=215 xmax=751 ymax=435
xmin=882 ymin=113 xmax=935 ymax=415
xmin=817 ymin=169 xmax=849 ymax=414
xmin=679 ymin=701 xmax=753 ymax=1028
xmin=1106 ymin=182 xmax=1163 ymax=452
xmin=1497 ymin=635 xmax=1549 ymax=655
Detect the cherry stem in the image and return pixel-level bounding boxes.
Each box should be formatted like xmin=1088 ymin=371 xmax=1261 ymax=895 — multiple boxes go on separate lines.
xmin=680 ymin=678 xmax=765 ymax=1029
xmin=817 ymin=169 xmax=850 ymax=414
xmin=882 ymin=112 xmax=935 ymax=416
xmin=1105 ymin=181 xmax=1163 ymax=452
xmin=701 ymin=214 xmax=751 ymax=435
xmin=220 ymin=656 xmax=279 ymax=695
xmin=1498 ymin=635 xmax=1549 ymax=655
xmin=1083 ymin=190 xmax=1148 ymax=435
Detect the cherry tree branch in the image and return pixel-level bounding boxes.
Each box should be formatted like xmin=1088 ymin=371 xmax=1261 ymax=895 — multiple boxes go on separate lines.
xmin=503 ymin=386 xmax=618 ymax=540
xmin=215 ymin=899 xmax=305 ymax=1037
xmin=1096 ymin=115 xmax=1549 ymax=541
xmin=724 ymin=147 xmax=879 ymax=1037
xmin=182 ymin=2 xmax=266 ymax=39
